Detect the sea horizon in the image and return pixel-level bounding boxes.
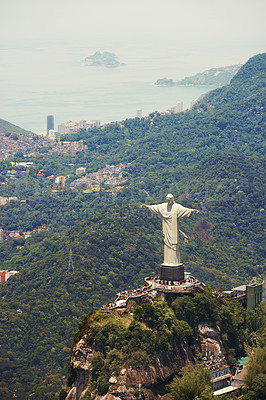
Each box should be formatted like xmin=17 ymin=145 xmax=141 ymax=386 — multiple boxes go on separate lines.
xmin=0 ymin=42 xmax=237 ymax=133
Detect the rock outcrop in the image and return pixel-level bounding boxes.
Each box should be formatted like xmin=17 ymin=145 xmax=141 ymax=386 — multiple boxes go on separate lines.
xmin=66 ymin=336 xmax=194 ymax=400
xmin=198 ymin=323 xmax=224 ymax=357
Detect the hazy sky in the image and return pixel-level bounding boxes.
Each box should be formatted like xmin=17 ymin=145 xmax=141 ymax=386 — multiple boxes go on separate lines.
xmin=1 ymin=0 xmax=265 ymax=65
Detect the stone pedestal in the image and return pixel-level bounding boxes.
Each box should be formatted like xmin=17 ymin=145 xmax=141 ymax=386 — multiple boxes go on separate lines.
xmin=160 ymin=263 xmax=184 ymax=282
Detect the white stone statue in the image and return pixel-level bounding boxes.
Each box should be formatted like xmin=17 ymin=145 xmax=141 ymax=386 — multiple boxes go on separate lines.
xmin=141 ymin=194 xmax=199 ymax=266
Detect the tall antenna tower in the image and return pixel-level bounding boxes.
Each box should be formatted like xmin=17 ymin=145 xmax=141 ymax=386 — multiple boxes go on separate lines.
xmin=68 ymin=249 xmax=74 ymax=274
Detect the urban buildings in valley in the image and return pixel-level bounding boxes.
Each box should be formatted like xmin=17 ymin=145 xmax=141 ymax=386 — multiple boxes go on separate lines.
xmin=0 ymin=226 xmax=48 ymax=242
xmin=0 ymin=132 xmax=43 ymax=161
xmin=58 ymin=119 xmax=101 ymax=134
xmin=71 ymin=163 xmax=128 ymax=190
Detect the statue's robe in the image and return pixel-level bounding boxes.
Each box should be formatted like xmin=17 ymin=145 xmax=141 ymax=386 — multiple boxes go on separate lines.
xmin=146 ymin=202 xmax=195 ymax=265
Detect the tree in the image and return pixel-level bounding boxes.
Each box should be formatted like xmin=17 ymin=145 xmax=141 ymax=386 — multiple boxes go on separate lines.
xmin=244 ymin=346 xmax=266 ymax=400
xmin=170 ymin=365 xmax=213 ymax=400
xmin=194 ymin=387 xmax=214 ymax=400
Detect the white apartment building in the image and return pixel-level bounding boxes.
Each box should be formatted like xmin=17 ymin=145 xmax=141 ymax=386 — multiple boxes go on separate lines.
xmin=168 ymin=101 xmax=183 ymax=114
xmin=58 ymin=121 xmax=78 ymax=134
xmin=58 ymin=119 xmax=101 ymax=134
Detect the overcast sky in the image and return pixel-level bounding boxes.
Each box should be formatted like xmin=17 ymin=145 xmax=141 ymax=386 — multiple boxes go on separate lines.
xmin=1 ymin=0 xmax=265 ymax=62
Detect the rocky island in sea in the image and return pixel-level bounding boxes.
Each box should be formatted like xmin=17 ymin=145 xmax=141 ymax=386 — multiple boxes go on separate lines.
xmin=154 ymin=77 xmax=175 ymax=86
xmin=84 ymin=51 xmax=125 ymax=68
xmin=155 ymin=64 xmax=242 ymax=87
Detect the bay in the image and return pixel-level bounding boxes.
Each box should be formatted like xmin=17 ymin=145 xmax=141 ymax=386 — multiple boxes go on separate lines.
xmin=0 ymin=43 xmax=216 ymax=133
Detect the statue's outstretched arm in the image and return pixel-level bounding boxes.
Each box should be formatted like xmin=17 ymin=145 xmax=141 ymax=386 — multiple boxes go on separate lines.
xmin=176 ymin=205 xmax=200 ymax=218
xmin=140 ymin=204 xmax=148 ymax=209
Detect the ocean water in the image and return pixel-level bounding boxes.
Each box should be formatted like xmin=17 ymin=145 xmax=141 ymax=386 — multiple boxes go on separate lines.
xmin=0 ymin=43 xmax=215 ymax=133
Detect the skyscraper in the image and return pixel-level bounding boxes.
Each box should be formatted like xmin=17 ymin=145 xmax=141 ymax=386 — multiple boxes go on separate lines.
xmin=47 ymin=115 xmax=54 ymax=135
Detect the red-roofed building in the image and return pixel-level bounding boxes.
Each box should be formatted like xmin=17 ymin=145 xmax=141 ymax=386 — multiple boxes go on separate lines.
xmin=0 ymin=270 xmax=18 ymax=283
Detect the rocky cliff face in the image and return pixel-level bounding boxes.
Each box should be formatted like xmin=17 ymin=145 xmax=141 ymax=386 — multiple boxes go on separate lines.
xmin=198 ymin=323 xmax=224 ymax=357
xmin=66 ymin=336 xmax=194 ymax=400
xmin=65 ymin=292 xmax=229 ymax=400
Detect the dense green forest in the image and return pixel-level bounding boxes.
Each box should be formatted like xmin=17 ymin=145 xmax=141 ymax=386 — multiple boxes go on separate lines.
xmin=0 ymin=53 xmax=265 ymax=399
xmin=1 ymin=152 xmax=264 ymax=283
xmin=0 ymin=169 xmax=264 ymax=398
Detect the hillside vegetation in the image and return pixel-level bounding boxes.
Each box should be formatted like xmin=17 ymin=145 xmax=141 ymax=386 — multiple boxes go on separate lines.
xmin=155 ymin=64 xmax=242 ymax=87
xmin=0 ymin=53 xmax=265 ymax=399
xmin=176 ymin=64 xmax=241 ymax=86
xmin=0 ymin=118 xmax=35 ymax=136
xmin=65 ymin=294 xmax=265 ymax=400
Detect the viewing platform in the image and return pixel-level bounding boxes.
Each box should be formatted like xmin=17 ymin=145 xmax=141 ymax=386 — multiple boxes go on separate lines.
xmin=144 ymin=274 xmax=206 ymax=293
xmin=101 ymin=273 xmax=206 ymax=312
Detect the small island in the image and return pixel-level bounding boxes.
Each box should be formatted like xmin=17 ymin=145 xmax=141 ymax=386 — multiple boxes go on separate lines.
xmin=154 ymin=78 xmax=175 ymax=86
xmin=155 ymin=64 xmax=242 ymax=87
xmin=84 ymin=51 xmax=124 ymax=68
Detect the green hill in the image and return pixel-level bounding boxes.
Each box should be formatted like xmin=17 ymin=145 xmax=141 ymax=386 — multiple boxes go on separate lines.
xmin=0 ymin=53 xmax=265 ymax=399
xmin=197 ymin=53 xmax=266 ymax=111
xmin=1 ymin=52 xmax=261 ymax=234
xmin=0 ymin=152 xmax=265 ymax=398
xmin=176 ymin=64 xmax=242 ymax=86
xmin=65 ymin=295 xmax=265 ymax=400
xmin=60 ymin=54 xmax=265 ymax=176
xmin=0 ymin=118 xmax=35 ymax=135
xmin=155 ymin=64 xmax=242 ymax=87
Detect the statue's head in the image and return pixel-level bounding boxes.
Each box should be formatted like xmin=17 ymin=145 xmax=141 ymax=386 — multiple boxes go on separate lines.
xmin=166 ymin=193 xmax=174 ymax=204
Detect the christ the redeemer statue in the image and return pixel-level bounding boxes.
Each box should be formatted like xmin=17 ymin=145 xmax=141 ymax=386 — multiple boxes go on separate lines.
xmin=141 ymin=194 xmax=199 ymax=266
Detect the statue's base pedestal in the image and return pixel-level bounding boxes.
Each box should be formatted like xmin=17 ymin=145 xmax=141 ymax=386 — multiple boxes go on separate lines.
xmin=160 ymin=263 xmax=184 ymax=282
